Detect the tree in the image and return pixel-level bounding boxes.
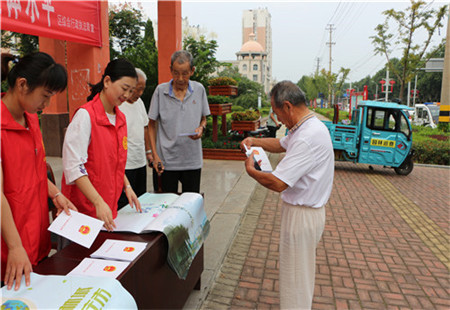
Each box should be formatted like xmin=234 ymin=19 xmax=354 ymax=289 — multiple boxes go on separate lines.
xmin=123 ymin=19 xmax=158 ymax=110
xmin=183 ymin=36 xmax=221 ymax=88
xmin=371 ymin=1 xmax=447 ymax=102
xmin=109 ymin=2 xmax=146 ymax=59
xmin=217 ymin=65 xmax=243 ymax=82
xmin=416 ymin=44 xmax=445 ymax=102
xmin=1 ymin=31 xmax=39 ymax=56
xmin=236 ymin=76 xmax=264 ymax=97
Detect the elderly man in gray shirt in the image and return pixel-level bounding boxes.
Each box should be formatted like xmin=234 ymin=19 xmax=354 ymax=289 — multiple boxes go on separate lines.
xmin=148 ymin=50 xmax=210 ymax=193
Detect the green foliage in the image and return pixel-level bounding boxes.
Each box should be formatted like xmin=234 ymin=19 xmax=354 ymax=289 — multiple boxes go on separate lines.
xmin=237 ymin=77 xmax=264 ymax=96
xmin=234 ymin=93 xmax=259 ymax=110
xmin=370 ymin=1 xmax=448 ymax=102
xmin=202 ymin=131 xmax=242 ymax=149
xmin=413 ymin=139 xmax=449 ymax=165
xmin=297 ymin=73 xmax=329 ymax=101
xmin=437 ymin=122 xmax=449 ymax=133
xmin=208 ymin=76 xmax=238 ymax=86
xmin=231 ymin=110 xmax=260 ymax=121
xmin=260 ymin=107 xmax=270 ymax=116
xmin=207 ymin=95 xmax=231 ymax=105
xmin=1 ymin=31 xmax=38 ymax=56
xmin=231 ymin=105 xmax=245 ymax=112
xmin=109 ymin=2 xmax=145 ymax=59
xmin=183 ymin=36 xmax=221 ymax=87
xmin=312 ymin=108 xmax=350 ymax=123
xmin=122 ymin=19 xmax=158 ymax=109
xmin=217 ymin=66 xmax=243 ymax=81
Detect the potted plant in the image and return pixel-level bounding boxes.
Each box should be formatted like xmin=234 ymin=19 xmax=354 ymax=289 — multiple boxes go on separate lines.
xmin=208 ymin=77 xmax=238 ymax=96
xmin=208 ymin=95 xmax=232 ymax=115
xmin=231 ymin=110 xmax=261 ymax=132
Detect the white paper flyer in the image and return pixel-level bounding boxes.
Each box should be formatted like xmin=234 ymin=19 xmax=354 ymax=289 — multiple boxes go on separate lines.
xmin=48 ymin=210 xmax=104 ymax=248
xmin=90 ymin=239 xmax=147 ymax=262
xmin=68 ymin=258 xmax=130 ymax=279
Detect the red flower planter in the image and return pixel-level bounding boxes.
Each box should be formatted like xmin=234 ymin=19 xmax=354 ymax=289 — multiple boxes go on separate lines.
xmin=231 ymin=120 xmax=260 ymax=132
xmin=209 ymin=103 xmax=232 ymax=115
xmin=208 ymin=85 xmax=238 ymax=96
xmin=203 ymin=148 xmax=246 ymax=161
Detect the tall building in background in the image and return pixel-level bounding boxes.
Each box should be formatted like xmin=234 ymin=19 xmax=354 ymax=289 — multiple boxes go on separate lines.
xmin=217 ymin=7 xmax=273 ymax=94
xmin=240 ymin=8 xmax=272 ymax=93
xmin=242 ymin=7 xmax=272 ymax=71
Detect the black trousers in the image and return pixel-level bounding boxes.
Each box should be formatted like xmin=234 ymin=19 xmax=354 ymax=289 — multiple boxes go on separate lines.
xmin=118 ymin=165 xmax=147 ymax=209
xmin=152 ymin=168 xmax=201 ymax=194
xmin=267 ymin=125 xmax=278 ymax=138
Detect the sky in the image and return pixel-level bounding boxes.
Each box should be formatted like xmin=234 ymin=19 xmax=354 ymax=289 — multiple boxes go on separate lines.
xmin=129 ymin=1 xmax=448 ymax=83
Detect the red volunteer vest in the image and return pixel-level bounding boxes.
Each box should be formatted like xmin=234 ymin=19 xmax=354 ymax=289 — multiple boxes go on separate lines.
xmin=1 ymin=100 xmax=51 ymax=280
xmin=62 ymin=94 xmax=127 ymax=219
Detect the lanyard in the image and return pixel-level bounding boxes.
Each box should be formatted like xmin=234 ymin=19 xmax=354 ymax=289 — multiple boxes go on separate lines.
xmin=288 ymin=111 xmax=315 ymax=135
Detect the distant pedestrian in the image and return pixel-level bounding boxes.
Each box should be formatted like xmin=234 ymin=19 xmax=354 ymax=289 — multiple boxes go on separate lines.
xmin=118 ymin=68 xmax=152 ymax=209
xmin=241 ymin=80 xmax=334 ymax=309
xmin=266 ymin=107 xmax=281 ymax=137
xmin=147 ymin=50 xmax=210 ymax=193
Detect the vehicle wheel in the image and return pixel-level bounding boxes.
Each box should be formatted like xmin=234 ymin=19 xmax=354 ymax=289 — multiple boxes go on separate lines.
xmin=394 ymin=156 xmax=414 ymax=176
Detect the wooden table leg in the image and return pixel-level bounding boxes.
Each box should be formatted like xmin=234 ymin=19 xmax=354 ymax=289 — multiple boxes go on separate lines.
xmin=212 ymin=115 xmax=218 ymax=142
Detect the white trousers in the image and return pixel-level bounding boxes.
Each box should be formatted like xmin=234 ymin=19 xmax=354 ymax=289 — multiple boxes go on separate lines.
xmin=279 ymin=202 xmax=326 ymax=310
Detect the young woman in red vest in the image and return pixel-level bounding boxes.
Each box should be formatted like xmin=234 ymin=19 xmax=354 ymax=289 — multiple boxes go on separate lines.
xmin=62 ymin=59 xmax=142 ymax=232
xmin=1 ymin=52 xmax=77 ymax=290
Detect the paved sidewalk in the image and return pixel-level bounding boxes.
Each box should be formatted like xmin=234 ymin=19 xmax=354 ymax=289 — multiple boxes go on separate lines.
xmin=202 ymin=159 xmax=450 ymax=309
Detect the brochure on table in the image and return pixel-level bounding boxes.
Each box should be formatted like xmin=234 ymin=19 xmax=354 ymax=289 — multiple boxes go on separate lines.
xmin=68 ymin=258 xmax=130 ymax=279
xmin=48 ymin=210 xmax=104 ymax=248
xmin=90 ymin=239 xmax=147 ymax=262
xmin=114 ymin=192 xmax=210 ymax=279
xmin=1 ymin=272 xmax=137 ymax=309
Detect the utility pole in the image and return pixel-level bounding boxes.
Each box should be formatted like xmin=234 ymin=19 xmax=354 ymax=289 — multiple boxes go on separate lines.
xmin=385 ymin=66 xmax=390 ymax=102
xmin=315 ymin=57 xmax=320 ymax=76
xmin=326 ymin=24 xmax=335 ymax=106
xmin=439 ymin=6 xmax=449 ymax=126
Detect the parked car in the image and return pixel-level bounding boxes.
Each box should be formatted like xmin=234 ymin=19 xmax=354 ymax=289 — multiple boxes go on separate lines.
xmin=414 ymin=103 xmax=439 ymax=128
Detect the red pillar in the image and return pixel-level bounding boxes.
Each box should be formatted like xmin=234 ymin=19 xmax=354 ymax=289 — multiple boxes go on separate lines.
xmin=158 ymin=0 xmax=182 ymax=84
xmin=66 ymin=0 xmax=110 ymax=118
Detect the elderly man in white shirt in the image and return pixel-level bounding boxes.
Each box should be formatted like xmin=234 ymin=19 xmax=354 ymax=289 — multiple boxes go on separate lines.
xmin=241 ymin=81 xmax=334 ymax=310
xmin=117 ymin=68 xmax=152 ymax=208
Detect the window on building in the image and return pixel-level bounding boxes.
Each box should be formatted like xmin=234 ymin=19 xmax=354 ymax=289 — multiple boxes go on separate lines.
xmin=253 ymin=64 xmax=258 ymax=71
xmin=242 ymin=64 xmax=247 ymax=71
xmin=253 ymin=75 xmax=258 ymax=81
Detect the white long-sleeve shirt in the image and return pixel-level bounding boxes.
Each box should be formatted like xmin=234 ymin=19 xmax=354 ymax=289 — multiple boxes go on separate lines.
xmin=62 ymin=108 xmax=116 ymax=185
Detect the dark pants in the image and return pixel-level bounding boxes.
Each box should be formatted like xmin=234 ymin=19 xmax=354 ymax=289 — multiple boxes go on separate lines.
xmin=153 ymin=168 xmax=201 ymax=194
xmin=118 ymin=165 xmax=147 ymax=209
xmin=267 ymin=125 xmax=278 ymax=138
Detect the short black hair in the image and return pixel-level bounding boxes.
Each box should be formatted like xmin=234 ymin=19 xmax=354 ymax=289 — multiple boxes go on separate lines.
xmin=87 ymin=58 xmax=137 ymax=101
xmin=5 ymin=52 xmax=67 ymax=93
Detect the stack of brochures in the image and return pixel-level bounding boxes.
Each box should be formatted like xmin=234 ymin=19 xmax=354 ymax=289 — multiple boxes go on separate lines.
xmin=68 ymin=239 xmax=147 ymax=279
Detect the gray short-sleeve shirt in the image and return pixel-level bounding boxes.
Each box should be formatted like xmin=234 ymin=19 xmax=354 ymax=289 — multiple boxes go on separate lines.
xmin=148 ymin=80 xmax=210 ymax=170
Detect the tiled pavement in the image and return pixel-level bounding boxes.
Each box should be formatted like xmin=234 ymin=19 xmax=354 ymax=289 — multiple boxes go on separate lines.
xmin=202 ymin=157 xmax=450 ymax=309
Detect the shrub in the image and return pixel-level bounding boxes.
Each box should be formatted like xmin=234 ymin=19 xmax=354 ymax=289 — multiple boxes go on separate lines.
xmin=231 ymin=110 xmax=260 ymax=121
xmin=231 ymin=105 xmax=244 ymax=112
xmin=208 ymin=76 xmax=238 ymax=86
xmin=208 ymin=95 xmax=231 ymax=105
xmin=202 ymin=132 xmax=242 ymax=149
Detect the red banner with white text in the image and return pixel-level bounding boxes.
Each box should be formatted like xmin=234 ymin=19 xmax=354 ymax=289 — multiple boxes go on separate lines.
xmin=1 ymin=0 xmax=102 ymax=47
